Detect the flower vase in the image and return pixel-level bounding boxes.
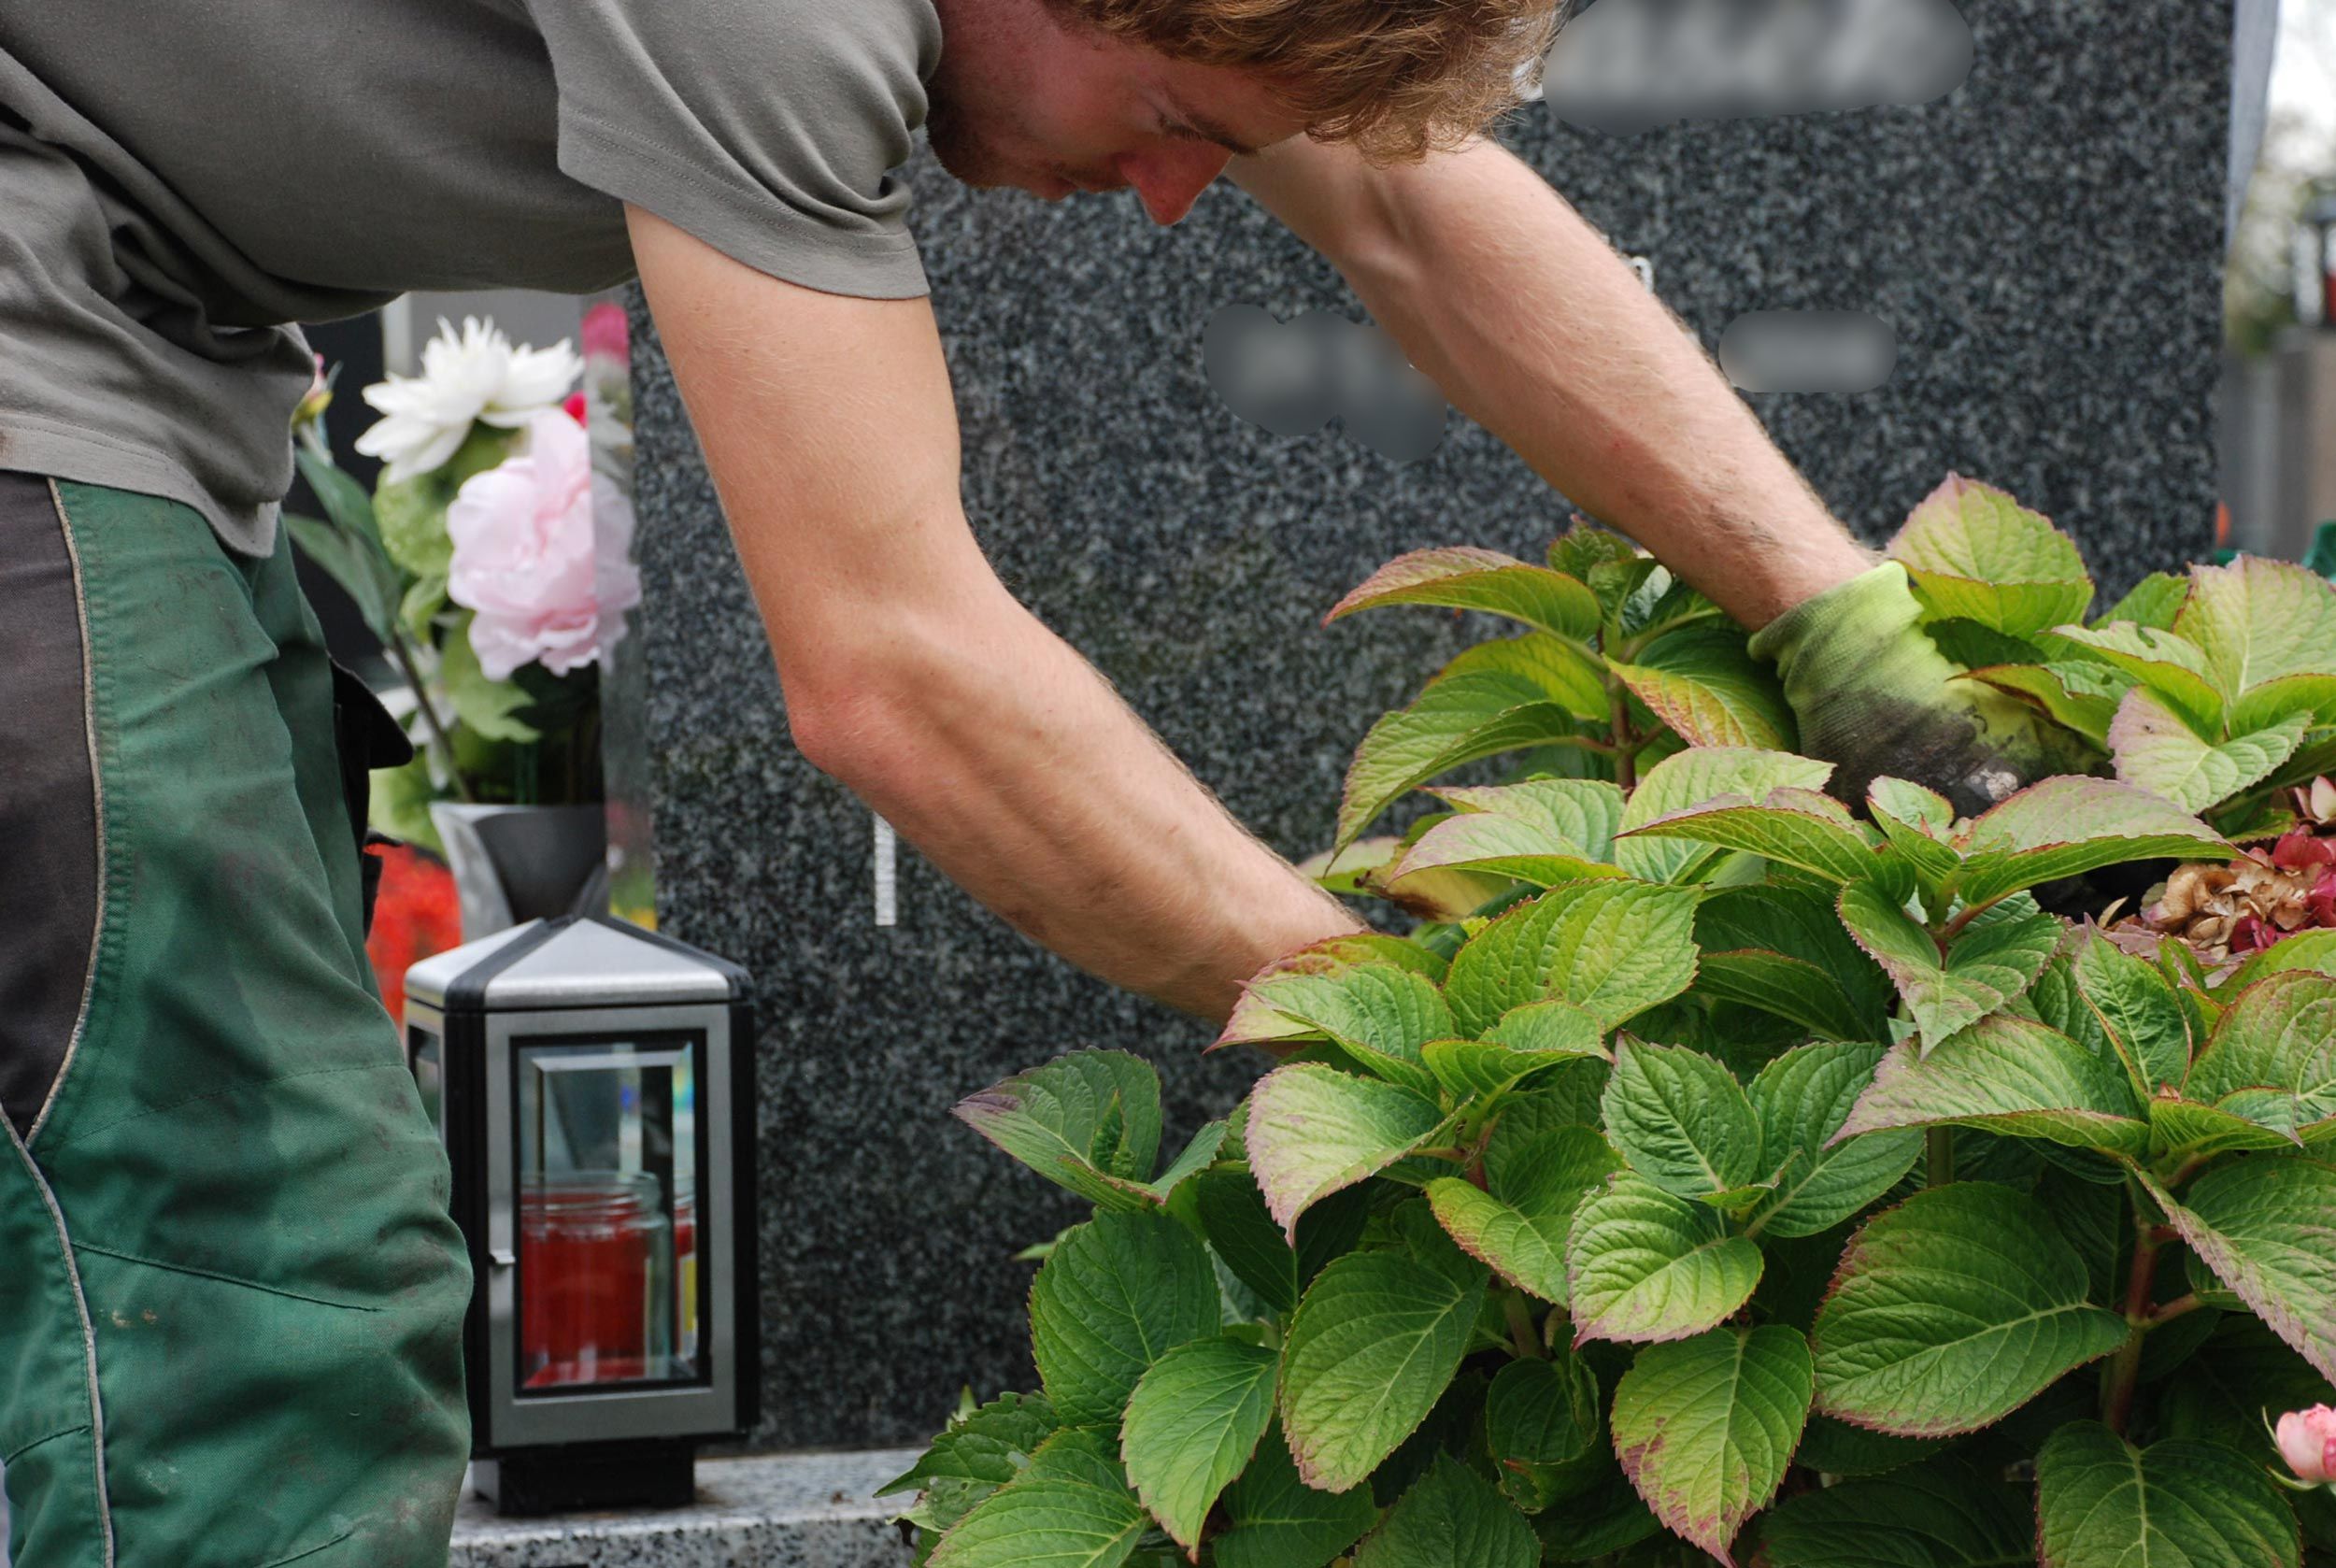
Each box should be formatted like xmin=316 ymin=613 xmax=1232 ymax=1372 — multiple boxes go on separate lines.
xmin=429 ymin=802 xmax=608 ymax=941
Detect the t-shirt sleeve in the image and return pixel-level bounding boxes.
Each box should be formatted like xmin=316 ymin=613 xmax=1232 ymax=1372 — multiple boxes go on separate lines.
xmin=526 ymin=0 xmax=940 ymax=298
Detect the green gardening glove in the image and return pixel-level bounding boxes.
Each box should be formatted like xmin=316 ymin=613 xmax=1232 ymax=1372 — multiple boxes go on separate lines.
xmin=1749 ymin=563 xmax=2088 ymax=820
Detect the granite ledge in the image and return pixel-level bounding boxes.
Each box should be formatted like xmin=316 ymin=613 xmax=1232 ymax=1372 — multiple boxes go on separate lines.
xmin=449 ymin=1449 xmax=921 ymax=1568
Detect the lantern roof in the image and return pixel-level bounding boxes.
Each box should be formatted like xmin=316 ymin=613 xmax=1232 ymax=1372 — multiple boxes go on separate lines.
xmin=405 ymin=913 xmax=746 ymax=1013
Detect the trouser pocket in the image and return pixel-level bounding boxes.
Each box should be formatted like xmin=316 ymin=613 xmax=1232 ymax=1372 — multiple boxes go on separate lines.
xmin=328 ymin=658 xmax=416 ymax=937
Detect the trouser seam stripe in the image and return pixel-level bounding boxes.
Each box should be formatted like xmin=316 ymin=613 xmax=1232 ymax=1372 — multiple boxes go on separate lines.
xmin=70 ymin=1240 xmax=383 ymax=1314
xmin=26 ymin=478 xmax=108 ymax=1150
xmin=5 ymin=1119 xmax=117 ymax=1567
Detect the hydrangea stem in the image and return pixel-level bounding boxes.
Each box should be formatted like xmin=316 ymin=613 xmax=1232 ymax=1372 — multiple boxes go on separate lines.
xmin=2102 ymin=1185 xmax=2169 ymax=1436
xmin=1926 ymin=1128 xmax=1955 ymax=1187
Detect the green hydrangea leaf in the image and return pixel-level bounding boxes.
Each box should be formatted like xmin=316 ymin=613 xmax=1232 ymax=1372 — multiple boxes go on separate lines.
xmin=1810 ymin=1184 xmax=2127 ymax=1435
xmin=2051 ymin=621 xmax=2226 ymax=735
xmin=1109 ymin=1121 xmax=1226 ymax=1205
xmin=1188 ymin=1168 xmax=1301 ymax=1314
xmin=2109 ymin=689 xmax=2310 ymax=813
xmin=1756 ymin=1458 xmax=2030 ymax=1568
xmin=2176 ymin=556 xmax=2336 ymax=706
xmin=1118 ymin=1337 xmax=1277 ymax=1555
xmin=1746 ymin=1042 xmax=1921 ymax=1239
xmin=1391 ymin=779 xmax=1627 ymax=887
xmin=1327 ymin=547 xmax=1603 ymax=642
xmin=2068 ymin=929 xmax=2194 ymax=1094
xmin=1426 ymin=1124 xmax=1620 ymax=1304
xmin=2229 ymin=672 xmax=2336 ymax=736
xmin=1209 ymin=1421 xmax=1375 ymax=1568
xmin=1217 ymin=935 xmax=1446 ymax=1051
xmin=1278 ymin=1248 xmax=1488 ymax=1491
xmin=956 ymin=1050 xmax=1163 ymax=1211
xmin=1619 ymin=787 xmax=1896 ymax=888
xmin=1866 ymin=777 xmax=1967 ymax=901
xmin=1484 ymin=1352 xmax=1602 ymax=1513
xmin=2035 ymin=1421 xmax=2300 ymax=1568
xmin=1789 ymin=1416 xmax=1945 ymax=1478
xmin=1549 ymin=524 xmax=1641 ymax=582
xmin=1610 ymin=624 xmax=1797 ymax=749
xmin=1696 ymin=883 xmax=1897 ymax=1043
xmin=1245 ymin=1064 xmax=1448 ymax=1240
xmin=1353 ymin=1454 xmax=1538 ymax=1568
xmin=2098 ymin=571 xmax=2191 ymax=631
xmin=1887 ymin=475 xmax=2092 ymax=638
xmin=1602 ymin=1038 xmax=1764 ymax=1200
xmin=1612 ymin=1325 xmax=1814 ymax=1565
xmin=1837 ymin=1013 xmax=2150 ymax=1154
xmin=1837 ymin=882 xmax=2058 ymax=1049
xmin=1617 ymin=748 xmax=1835 ymax=883
xmin=882 ymin=1390 xmax=1060 ymax=1497
xmin=1444 ymin=880 xmax=1702 ymax=1037
xmin=2147 ymin=1155 xmax=2336 ymax=1382
xmin=1961 ymin=662 xmax=2129 ymax=746
xmin=1946 ymin=777 xmax=2229 ymax=911
xmin=2180 ymin=971 xmax=2336 ymax=1144
xmin=1567 ymin=1173 xmax=1763 ymax=1344
xmin=926 ymin=1428 xmax=1148 ymax=1568
xmin=1030 ymin=1212 xmax=1218 ymax=1427
xmin=1218 ymin=965 xmax=1449 ymax=1095
xmin=1422 ymin=1003 xmax=1608 ymax=1099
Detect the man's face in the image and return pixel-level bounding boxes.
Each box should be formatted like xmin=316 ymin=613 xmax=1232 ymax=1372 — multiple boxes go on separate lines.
xmin=925 ymin=0 xmax=1314 ymax=225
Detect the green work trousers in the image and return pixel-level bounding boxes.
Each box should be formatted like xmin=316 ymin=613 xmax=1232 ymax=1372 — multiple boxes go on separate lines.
xmin=0 ymin=475 xmax=473 ymax=1566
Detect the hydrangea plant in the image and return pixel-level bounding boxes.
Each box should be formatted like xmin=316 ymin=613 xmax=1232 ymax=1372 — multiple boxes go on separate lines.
xmin=889 ymin=478 xmax=2336 ymax=1568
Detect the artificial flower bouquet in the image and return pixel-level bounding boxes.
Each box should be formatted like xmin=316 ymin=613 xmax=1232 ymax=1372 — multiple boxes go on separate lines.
xmin=289 ymin=308 xmax=640 ymax=852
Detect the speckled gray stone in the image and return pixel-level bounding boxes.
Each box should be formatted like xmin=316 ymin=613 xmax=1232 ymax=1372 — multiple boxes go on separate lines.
xmin=632 ymin=0 xmax=2230 ymax=1450
xmin=448 ymin=1450 xmax=919 ymax=1568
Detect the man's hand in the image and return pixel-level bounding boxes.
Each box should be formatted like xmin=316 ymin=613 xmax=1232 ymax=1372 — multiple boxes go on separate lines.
xmin=1746 ymin=563 xmax=2091 ymax=817
xmin=1229 ymin=135 xmax=1875 ymax=630
xmin=627 ymin=206 xmax=1361 ymax=1020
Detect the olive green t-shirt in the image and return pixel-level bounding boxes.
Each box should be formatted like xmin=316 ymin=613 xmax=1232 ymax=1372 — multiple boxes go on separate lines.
xmin=0 ymin=0 xmax=943 ymax=557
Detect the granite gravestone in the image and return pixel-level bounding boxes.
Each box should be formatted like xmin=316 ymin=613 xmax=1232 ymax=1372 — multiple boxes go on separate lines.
xmin=629 ymin=0 xmax=2231 ymax=1448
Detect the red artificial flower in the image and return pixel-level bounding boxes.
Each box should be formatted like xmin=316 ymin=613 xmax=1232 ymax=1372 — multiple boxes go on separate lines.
xmin=563 ymin=391 xmax=589 ymax=426
xmin=365 ymin=842 xmax=463 ymax=1023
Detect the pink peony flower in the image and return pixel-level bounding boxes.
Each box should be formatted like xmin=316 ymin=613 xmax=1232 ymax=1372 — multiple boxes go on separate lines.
xmin=2278 ymin=1405 xmax=2336 ymax=1485
xmin=446 ymin=410 xmax=642 ymax=681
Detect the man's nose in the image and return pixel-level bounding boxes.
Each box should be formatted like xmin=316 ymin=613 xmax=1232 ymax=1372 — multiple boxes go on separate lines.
xmin=1111 ymin=145 xmax=1235 ymax=225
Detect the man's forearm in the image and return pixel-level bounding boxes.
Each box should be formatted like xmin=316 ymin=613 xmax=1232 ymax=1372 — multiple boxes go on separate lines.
xmin=798 ymin=576 xmax=1364 ymax=1021
xmin=1244 ymin=137 xmax=1873 ymax=628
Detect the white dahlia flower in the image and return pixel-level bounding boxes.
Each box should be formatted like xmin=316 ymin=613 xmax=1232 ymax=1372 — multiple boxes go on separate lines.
xmin=353 ymin=317 xmax=581 ymax=484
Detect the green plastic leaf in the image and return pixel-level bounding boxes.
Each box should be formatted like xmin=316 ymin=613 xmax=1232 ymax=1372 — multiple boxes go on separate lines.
xmin=956 ymin=1051 xmax=1163 ymax=1211
xmin=2176 ymin=556 xmax=2336 ymax=705
xmin=1837 ymin=1013 xmax=2150 ymax=1154
xmin=1444 ymin=880 xmax=1702 ymax=1037
xmin=1757 ymin=1458 xmax=2031 ymax=1568
xmin=1602 ymin=1038 xmax=1764 ymax=1200
xmin=1278 ymin=1247 xmax=1488 ymax=1490
xmin=1327 ymin=547 xmax=1603 ymax=642
xmin=1210 ymin=1421 xmax=1375 ymax=1568
xmin=2150 ymin=1156 xmax=2336 ymax=1382
xmin=1567 ymin=1173 xmax=1764 ymax=1344
xmin=1118 ymin=1338 xmax=1277 ymax=1555
xmin=1948 ymin=777 xmax=2229 ymax=911
xmin=1610 ymin=624 xmax=1797 ymax=749
xmin=2109 ymin=689 xmax=2310 ymax=813
xmin=882 ymin=1391 xmax=1060 ymax=1496
xmin=1223 ymin=965 xmax=1449 ymax=1094
xmin=1611 ymin=1326 xmax=1814 ymax=1564
xmin=2068 ymin=929 xmax=2193 ymax=1093
xmin=438 ymin=619 xmax=542 ymax=742
xmin=1747 ymin=1043 xmax=1921 ymax=1239
xmin=1620 ymin=788 xmax=1890 ymax=887
xmin=1426 ymin=1124 xmax=1620 ymax=1303
xmin=1697 ymin=883 xmax=1896 ymax=1043
xmin=1810 ymin=1183 xmax=2127 ymax=1435
xmin=1617 ymin=748 xmax=1835 ymax=883
xmin=2052 ymin=621 xmax=2226 ymax=734
xmin=1484 ymin=1352 xmax=1602 ymax=1513
xmin=2181 ymin=971 xmax=2336 ymax=1143
xmin=2035 ymin=1421 xmax=2300 ymax=1568
xmin=1837 ymin=881 xmax=2058 ymax=1049
xmin=926 ymin=1428 xmax=1147 ymax=1568
xmin=1245 ymin=1064 xmax=1447 ymax=1240
xmin=282 ymin=511 xmax=397 ymax=640
xmin=1887 ymin=474 xmax=2093 ymax=638
xmin=1354 ymin=1453 xmax=1539 ymax=1568
xmin=1392 ymin=779 xmax=1627 ymax=887
xmin=1029 ymin=1211 xmax=1218 ymax=1427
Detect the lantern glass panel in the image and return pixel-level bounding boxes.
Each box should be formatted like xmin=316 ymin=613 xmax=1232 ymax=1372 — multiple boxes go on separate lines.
xmin=512 ymin=1033 xmax=704 ymax=1392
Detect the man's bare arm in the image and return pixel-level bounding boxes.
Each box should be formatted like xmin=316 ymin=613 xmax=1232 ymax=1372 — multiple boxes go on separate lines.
xmin=627 ymin=207 xmax=1361 ymax=1020
xmin=1231 ymin=135 xmax=1874 ymax=629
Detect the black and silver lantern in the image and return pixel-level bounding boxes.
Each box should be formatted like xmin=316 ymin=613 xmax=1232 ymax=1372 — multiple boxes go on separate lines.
xmin=403 ymin=914 xmax=758 ymax=1516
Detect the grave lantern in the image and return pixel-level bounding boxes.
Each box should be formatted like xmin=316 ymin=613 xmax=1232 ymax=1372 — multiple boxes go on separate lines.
xmin=2299 ymin=189 xmax=2336 ymax=331
xmin=403 ymin=913 xmax=758 ymax=1517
